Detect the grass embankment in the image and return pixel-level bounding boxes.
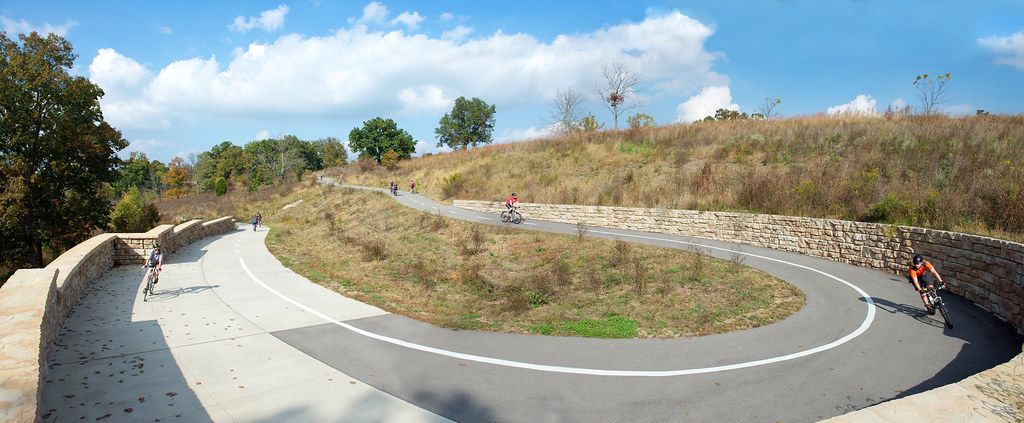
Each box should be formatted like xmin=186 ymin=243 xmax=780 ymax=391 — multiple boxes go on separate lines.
xmin=252 ymin=185 xmax=802 ymax=338
xmin=331 ymin=115 xmax=1024 ymax=241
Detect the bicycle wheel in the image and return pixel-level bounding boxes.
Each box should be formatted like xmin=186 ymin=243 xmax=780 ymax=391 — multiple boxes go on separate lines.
xmin=511 ymin=211 xmax=523 ymax=224
xmin=937 ymin=299 xmax=953 ymax=329
xmin=500 ymin=211 xmax=510 ymax=223
xmin=144 ymin=273 xmax=154 ymax=301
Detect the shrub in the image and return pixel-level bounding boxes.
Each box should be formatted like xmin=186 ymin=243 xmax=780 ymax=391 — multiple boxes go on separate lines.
xmin=862 ymin=195 xmax=912 ymax=224
xmin=627 ymin=113 xmax=656 ymax=130
xmin=549 ymin=258 xmax=572 ymax=287
xmin=214 ymin=177 xmax=228 ymax=196
xmin=440 ymin=172 xmax=464 ymax=198
xmin=359 ymin=238 xmax=387 ymax=261
xmin=110 ymin=187 xmax=143 ymax=232
xmin=380 ymin=150 xmax=401 ymax=170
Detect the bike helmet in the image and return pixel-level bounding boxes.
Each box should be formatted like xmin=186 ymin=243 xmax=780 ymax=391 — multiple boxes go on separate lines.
xmin=511 ymin=192 xmax=517 ymax=196
xmin=152 ymin=242 xmax=161 ymax=251
xmin=912 ymin=254 xmax=923 ymax=265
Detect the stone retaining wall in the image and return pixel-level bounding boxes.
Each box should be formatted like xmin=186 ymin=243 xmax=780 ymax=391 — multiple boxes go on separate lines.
xmin=0 ymin=217 xmax=235 ymax=422
xmin=456 ymin=200 xmax=1024 ymax=331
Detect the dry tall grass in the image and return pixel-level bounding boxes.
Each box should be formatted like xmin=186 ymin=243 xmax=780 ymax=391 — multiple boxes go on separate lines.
xmin=260 ymin=187 xmax=803 ymax=338
xmin=330 ymin=115 xmax=1024 ymax=240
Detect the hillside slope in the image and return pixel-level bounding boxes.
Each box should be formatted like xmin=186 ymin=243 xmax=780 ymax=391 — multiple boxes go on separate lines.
xmin=331 ymin=115 xmax=1024 ymax=240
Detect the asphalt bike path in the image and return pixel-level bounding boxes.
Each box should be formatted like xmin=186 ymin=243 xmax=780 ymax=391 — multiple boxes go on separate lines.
xmin=290 ymin=179 xmax=1020 ymax=422
xmin=39 ymin=179 xmax=1021 ymax=422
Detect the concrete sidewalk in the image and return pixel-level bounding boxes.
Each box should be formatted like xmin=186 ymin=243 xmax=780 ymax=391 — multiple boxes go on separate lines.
xmin=40 ymin=225 xmax=448 ymax=422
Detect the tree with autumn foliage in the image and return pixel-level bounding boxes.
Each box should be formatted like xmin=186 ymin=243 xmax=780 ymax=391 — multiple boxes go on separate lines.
xmin=161 ymin=156 xmax=192 ymax=198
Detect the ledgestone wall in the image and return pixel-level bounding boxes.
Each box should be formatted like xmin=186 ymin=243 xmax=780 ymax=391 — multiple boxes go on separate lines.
xmin=455 ymin=200 xmax=1024 ymax=331
xmin=0 ymin=217 xmax=235 ymax=423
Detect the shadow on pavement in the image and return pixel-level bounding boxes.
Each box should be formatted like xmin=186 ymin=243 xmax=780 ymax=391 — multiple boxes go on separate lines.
xmin=412 ymin=388 xmax=500 ymax=422
xmin=40 ymin=238 xmax=222 ymax=422
xmin=861 ymin=293 xmax=1023 ymax=399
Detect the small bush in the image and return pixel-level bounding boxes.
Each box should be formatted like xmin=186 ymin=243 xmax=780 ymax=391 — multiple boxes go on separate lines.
xmin=575 ymin=221 xmax=588 ymax=239
xmin=410 ymin=259 xmax=436 ymax=289
xmin=440 ymin=172 xmax=464 ymax=198
xmin=862 ymin=195 xmax=913 ymax=224
xmin=609 ymin=240 xmax=631 ymax=267
xmin=380 ymin=150 xmax=401 ymax=170
xmin=359 ymin=238 xmax=387 ymax=261
xmin=527 ymin=290 xmax=549 ymax=307
xmin=214 ymin=177 xmax=228 ymax=196
xmin=631 ymin=258 xmax=646 ymax=296
xmin=549 ymin=258 xmax=572 ymax=288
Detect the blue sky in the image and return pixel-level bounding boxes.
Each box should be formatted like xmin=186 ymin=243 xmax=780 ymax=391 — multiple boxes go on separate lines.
xmin=3 ymin=1 xmax=1023 ymax=162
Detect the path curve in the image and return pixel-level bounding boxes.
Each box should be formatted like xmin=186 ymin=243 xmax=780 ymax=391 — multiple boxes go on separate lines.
xmin=39 ymin=180 xmax=1022 ymax=422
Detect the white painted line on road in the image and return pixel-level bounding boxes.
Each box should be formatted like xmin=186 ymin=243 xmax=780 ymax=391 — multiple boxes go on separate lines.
xmin=431 ymin=207 xmax=438 ymax=210
xmin=449 ymin=211 xmax=458 ymax=215
xmin=240 ymin=246 xmax=875 ymax=377
xmin=523 ymin=222 xmax=537 ymax=225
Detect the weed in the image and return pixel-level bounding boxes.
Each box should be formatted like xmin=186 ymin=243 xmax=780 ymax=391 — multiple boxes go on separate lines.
xmin=527 ymin=290 xmax=549 ymax=307
xmin=576 ymin=221 xmax=588 ymax=239
xmin=549 ymin=258 xmax=572 ymax=288
xmin=359 ymin=238 xmax=387 ymax=261
xmin=631 ymin=258 xmax=646 ymax=296
xmin=610 ymin=240 xmax=631 ymax=267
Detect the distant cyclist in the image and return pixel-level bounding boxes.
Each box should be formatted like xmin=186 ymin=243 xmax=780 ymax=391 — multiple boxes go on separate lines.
xmin=909 ymin=254 xmax=944 ymax=315
xmin=409 ymin=179 xmax=416 ymax=194
xmin=256 ymin=212 xmax=263 ymax=228
xmin=251 ymin=214 xmax=258 ymax=231
xmin=505 ymin=192 xmax=519 ymax=210
xmin=141 ymin=243 xmax=164 ymax=287
xmin=389 ymin=181 xmax=398 ymax=195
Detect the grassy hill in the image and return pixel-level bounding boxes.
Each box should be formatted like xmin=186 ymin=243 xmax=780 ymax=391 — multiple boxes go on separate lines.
xmin=331 ymin=115 xmax=1024 ymax=240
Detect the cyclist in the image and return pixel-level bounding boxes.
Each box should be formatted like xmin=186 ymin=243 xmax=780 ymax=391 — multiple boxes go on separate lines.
xmin=389 ymin=181 xmax=398 ymax=195
xmin=256 ymin=212 xmax=263 ymax=228
xmin=141 ymin=242 xmax=164 ymax=288
xmin=251 ymin=214 xmax=258 ymax=231
xmin=909 ymin=254 xmax=944 ymax=314
xmin=409 ymin=179 xmax=416 ymax=194
xmin=505 ymin=192 xmax=519 ymax=211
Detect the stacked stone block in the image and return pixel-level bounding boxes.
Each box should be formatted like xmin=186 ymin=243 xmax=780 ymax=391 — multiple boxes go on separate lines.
xmin=455 ymin=200 xmax=1024 ymax=331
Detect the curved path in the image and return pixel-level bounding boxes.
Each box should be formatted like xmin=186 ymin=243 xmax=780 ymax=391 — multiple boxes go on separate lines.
xmin=40 ymin=183 xmax=1021 ymax=422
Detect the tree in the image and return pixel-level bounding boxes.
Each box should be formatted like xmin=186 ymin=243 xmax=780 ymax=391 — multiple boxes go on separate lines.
xmin=435 ymin=96 xmax=496 ymax=150
xmin=543 ymin=88 xmax=585 ymax=135
xmin=109 ymin=187 xmax=159 ymax=232
xmin=702 ymin=108 xmax=749 ymax=122
xmin=596 ymin=62 xmax=643 ymax=129
xmin=756 ymin=97 xmax=782 ymax=120
xmin=627 ymin=113 xmax=655 ymax=130
xmin=214 ymin=177 xmax=228 ymax=196
xmin=580 ymin=113 xmax=604 ymax=133
xmin=913 ymin=73 xmax=951 ymax=115
xmin=315 ymin=137 xmax=348 ymax=167
xmin=0 ymin=32 xmax=127 ymax=268
xmin=349 ymin=117 xmax=416 ymax=163
xmin=161 ymin=156 xmax=191 ymax=198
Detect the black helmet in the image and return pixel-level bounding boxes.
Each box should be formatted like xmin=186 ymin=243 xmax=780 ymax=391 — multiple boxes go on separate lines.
xmin=912 ymin=254 xmax=923 ymax=265
xmin=511 ymin=192 xmax=517 ymax=196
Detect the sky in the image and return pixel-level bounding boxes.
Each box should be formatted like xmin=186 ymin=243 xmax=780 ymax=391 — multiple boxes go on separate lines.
xmin=3 ymin=0 xmax=1023 ymax=162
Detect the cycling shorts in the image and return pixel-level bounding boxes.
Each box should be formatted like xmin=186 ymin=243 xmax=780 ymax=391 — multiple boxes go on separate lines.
xmin=908 ymin=272 xmax=936 ymax=289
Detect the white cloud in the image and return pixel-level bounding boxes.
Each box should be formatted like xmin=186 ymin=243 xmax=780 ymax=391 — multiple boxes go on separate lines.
xmin=397 ymin=84 xmax=452 ymax=114
xmin=121 ymin=139 xmax=167 ymax=158
xmin=945 ymin=103 xmax=975 ymax=116
xmin=158 ymin=25 xmax=173 ymax=35
xmin=90 ymin=10 xmax=725 ymax=129
xmin=255 ymin=129 xmax=272 ymax=140
xmin=978 ymin=31 xmax=1024 ymax=70
xmin=675 ymin=85 xmax=737 ymax=122
xmin=1 ymin=15 xmax=77 ymax=36
xmin=889 ymin=98 xmax=907 ymax=110
xmin=349 ymin=1 xmax=389 ymax=25
xmin=442 ymin=25 xmax=473 ymax=42
xmin=827 ymin=94 xmax=879 ymax=116
xmin=439 ymin=12 xmax=455 ymax=22
xmin=497 ymin=126 xmax=556 ymax=143
xmin=230 ymin=5 xmax=289 ymax=33
xmin=390 ymin=11 xmax=424 ymax=30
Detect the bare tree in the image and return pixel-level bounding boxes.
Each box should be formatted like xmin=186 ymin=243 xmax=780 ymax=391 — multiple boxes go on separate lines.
xmin=755 ymin=97 xmax=782 ymax=120
xmin=543 ymin=88 xmax=585 ymax=135
xmin=913 ymin=73 xmax=951 ymax=115
xmin=596 ymin=62 xmax=643 ymax=130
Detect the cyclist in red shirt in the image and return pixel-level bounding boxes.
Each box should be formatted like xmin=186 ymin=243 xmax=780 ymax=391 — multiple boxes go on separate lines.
xmin=908 ymin=254 xmax=944 ymax=315
xmin=505 ymin=193 xmax=518 ymax=210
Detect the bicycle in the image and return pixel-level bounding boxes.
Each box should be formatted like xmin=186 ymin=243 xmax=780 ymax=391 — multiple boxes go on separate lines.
xmin=143 ymin=267 xmax=159 ymax=301
xmin=390 ymin=185 xmax=398 ymax=196
xmin=922 ymin=284 xmax=953 ymax=329
xmin=500 ymin=207 xmax=524 ymax=224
